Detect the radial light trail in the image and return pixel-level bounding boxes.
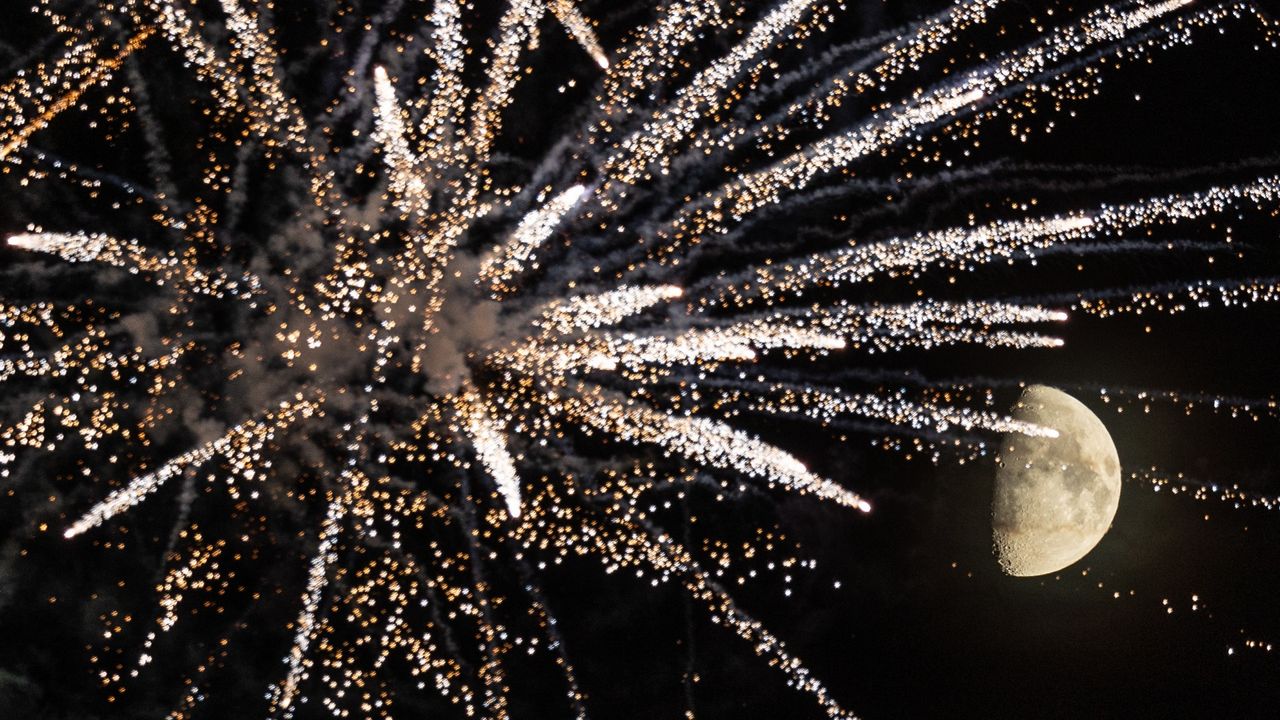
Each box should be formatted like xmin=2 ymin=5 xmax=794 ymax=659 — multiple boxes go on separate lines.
xmin=1 ymin=0 xmax=1277 ymax=717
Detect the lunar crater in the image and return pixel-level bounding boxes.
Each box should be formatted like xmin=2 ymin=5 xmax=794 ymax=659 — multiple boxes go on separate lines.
xmin=992 ymin=385 xmax=1122 ymax=577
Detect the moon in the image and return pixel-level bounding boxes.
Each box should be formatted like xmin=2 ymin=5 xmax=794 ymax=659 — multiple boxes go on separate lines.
xmin=992 ymin=385 xmax=1121 ymax=577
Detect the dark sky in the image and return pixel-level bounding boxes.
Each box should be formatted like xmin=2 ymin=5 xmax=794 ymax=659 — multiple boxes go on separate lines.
xmin=2 ymin=1 xmax=1280 ymax=719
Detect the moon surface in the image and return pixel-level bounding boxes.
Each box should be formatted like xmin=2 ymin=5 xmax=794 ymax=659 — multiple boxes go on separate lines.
xmin=993 ymin=385 xmax=1121 ymax=577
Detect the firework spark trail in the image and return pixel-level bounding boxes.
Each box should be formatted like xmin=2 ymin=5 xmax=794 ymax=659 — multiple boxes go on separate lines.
xmin=680 ymin=556 xmax=855 ymax=720
xmin=1091 ymin=386 xmax=1280 ymax=421
xmin=456 ymin=387 xmax=523 ymax=517
xmin=684 ymin=0 xmax=1009 ymax=177
xmin=713 ymin=161 xmax=1273 ymax=264
xmin=797 ymin=298 xmax=1069 ymax=328
xmin=217 ymin=0 xmax=309 ymax=150
xmin=126 ymin=0 xmax=240 ymax=111
xmin=373 ymin=65 xmax=428 ymax=214
xmin=415 ymin=0 xmax=466 ymax=169
xmin=348 ymin=487 xmax=483 ymax=714
xmin=470 ymin=0 xmax=544 ymax=162
xmin=793 ymin=366 xmax=1280 ymax=424
xmin=593 ymin=329 xmax=768 ymax=366
xmin=0 ymin=332 xmax=104 ymax=384
xmin=499 ymin=332 xmax=753 ymax=375
xmin=703 ymin=174 xmax=1280 ymax=308
xmin=151 ymin=534 xmax=224 ymax=636
xmin=480 ymin=184 xmax=588 ymax=293
xmin=0 ymin=403 xmax=48 ymax=457
xmin=0 ymin=343 xmax=189 ymax=469
xmin=146 ymin=0 xmax=350 ymax=278
xmin=589 ymin=0 xmax=731 ymax=138
xmin=7 ymin=232 xmax=259 ymax=297
xmin=502 ymin=318 xmax=851 ymax=377
xmin=767 ymin=0 xmax=1277 ymax=221
xmin=518 ymin=494 xmax=858 ymax=718
xmin=325 ymin=0 xmax=408 ymax=127
xmin=706 ymin=382 xmax=1061 ymax=438
xmin=629 ymin=0 xmax=1197 ymax=272
xmin=547 ymin=0 xmax=610 ymax=69
xmin=214 ymin=0 xmax=366 ymax=263
xmin=0 ymin=356 xmax=53 ymax=384
xmin=560 ymin=385 xmax=872 ymax=511
xmin=600 ymin=0 xmax=823 ymax=186
xmin=782 ymin=0 xmax=1007 ymax=116
xmin=269 ymin=485 xmax=347 ymax=718
xmin=996 ymin=276 xmax=1280 ymax=318
xmin=452 ymin=475 xmax=514 ymax=720
xmin=1076 ymin=277 xmax=1280 ymax=315
xmin=689 ymin=300 xmax=1069 ymax=354
xmin=370 ymin=68 xmax=476 ymax=337
xmin=1131 ymin=467 xmax=1280 ymax=512
xmin=63 ymin=395 xmax=320 ymax=538
xmin=0 ymin=21 xmax=154 ymax=161
xmin=533 ymin=284 xmax=684 ymax=334
xmin=594 ymin=0 xmax=1004 ymax=204
xmin=0 ymin=302 xmax=60 ymax=344
xmin=701 ymin=216 xmax=1095 ymax=307
xmin=1090 ymin=174 xmax=1280 ymax=227
xmin=534 ymin=298 xmax=1067 ymax=370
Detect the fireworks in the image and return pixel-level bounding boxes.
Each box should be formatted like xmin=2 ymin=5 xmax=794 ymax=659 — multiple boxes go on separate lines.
xmin=2 ymin=0 xmax=1279 ymax=717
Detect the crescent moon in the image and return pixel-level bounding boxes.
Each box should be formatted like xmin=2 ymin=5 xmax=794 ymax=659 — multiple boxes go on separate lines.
xmin=992 ymin=385 xmax=1121 ymax=577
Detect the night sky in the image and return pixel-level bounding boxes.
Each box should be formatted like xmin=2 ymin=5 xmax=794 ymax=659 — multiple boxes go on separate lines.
xmin=2 ymin=1 xmax=1280 ymax=719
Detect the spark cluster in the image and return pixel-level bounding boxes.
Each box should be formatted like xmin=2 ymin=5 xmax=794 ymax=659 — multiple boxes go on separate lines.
xmin=2 ymin=0 xmax=1278 ymax=718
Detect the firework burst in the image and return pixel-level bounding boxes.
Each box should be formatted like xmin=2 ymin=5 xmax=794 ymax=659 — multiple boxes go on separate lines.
xmin=2 ymin=0 xmax=1279 ymax=717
